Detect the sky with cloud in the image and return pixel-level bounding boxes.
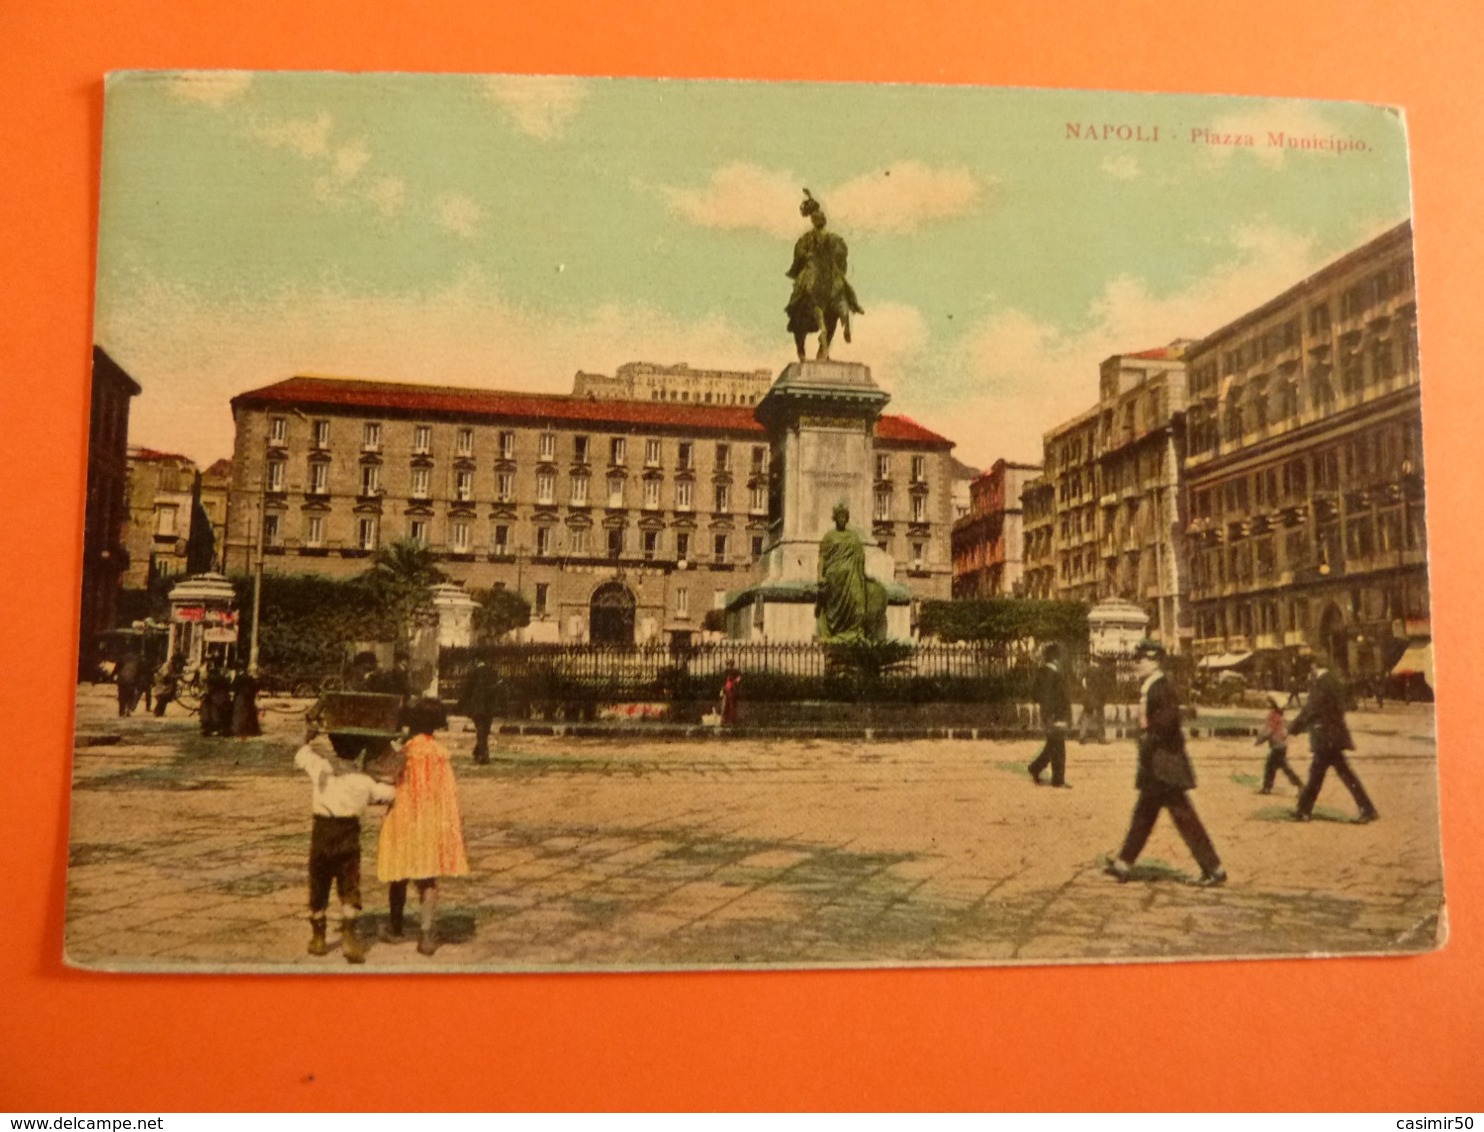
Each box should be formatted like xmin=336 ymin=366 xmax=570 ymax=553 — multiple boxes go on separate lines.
xmin=96 ymin=72 xmax=1412 ymax=468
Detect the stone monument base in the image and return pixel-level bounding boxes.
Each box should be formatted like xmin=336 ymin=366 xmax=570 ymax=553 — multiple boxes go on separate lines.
xmin=721 ymin=579 xmax=913 ymax=643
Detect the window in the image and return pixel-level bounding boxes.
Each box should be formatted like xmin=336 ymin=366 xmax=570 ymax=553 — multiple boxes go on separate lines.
xmin=713 ymin=533 xmax=729 ymax=563
xmin=645 ymin=438 xmax=662 ymax=467
xmin=911 ymin=455 xmax=926 ymax=483
xmin=155 ymin=505 xmax=177 ymax=536
xmin=675 ymin=480 xmax=693 ymax=511
xmin=456 ymin=469 xmax=475 ymax=502
xmin=570 ymin=475 xmax=589 ymax=506
xmin=309 ymin=461 xmax=329 ymax=495
xmin=643 ymin=530 xmax=659 ymax=560
xmin=573 ymin=435 xmax=590 ymax=464
xmin=643 ymin=479 xmax=661 ymax=510
xmin=266 ymin=459 xmax=285 ymax=492
xmin=676 ymin=532 xmax=691 ymax=562
xmin=751 ymin=446 xmax=768 ymax=474
xmin=610 ymin=437 xmax=627 ymax=466
xmin=499 ymin=431 xmax=515 ymax=459
xmin=409 ymin=519 xmax=428 ymax=544
xmin=414 ymin=425 xmax=432 ymax=454
xmin=535 ymin=526 xmax=553 ymax=557
xmin=751 ymin=535 xmax=765 ymax=560
xmin=492 ymin=525 xmax=509 ymax=555
xmin=539 ymin=432 xmax=556 ymax=461
xmin=362 ymin=422 xmax=381 ymax=451
xmin=912 ymin=541 xmax=925 ymax=569
xmin=262 ymin=513 xmax=280 ymax=545
xmin=357 ymin=517 xmax=378 ymax=550
xmin=535 ymin=472 xmax=555 ymax=504
xmin=874 ymin=489 xmax=892 ymax=521
xmin=360 ymin=465 xmax=380 ymax=496
xmin=715 ymin=443 xmax=731 ymax=472
xmin=675 ymin=586 xmax=689 ymax=617
xmin=305 ymin=515 xmax=323 ymax=547
xmin=607 ymin=476 xmax=625 ymax=508
xmin=570 ymin=528 xmax=589 ymax=556
xmin=451 ymin=520 xmax=470 ymax=552
xmin=534 ymin=583 xmax=549 ymax=617
xmin=677 ymin=441 xmax=694 ymax=470
xmin=912 ymin=494 xmax=927 ymax=523
xmin=876 ymin=454 xmax=891 ymax=480
xmin=714 ymin=484 xmax=731 ymax=513
xmin=410 ymin=466 xmax=430 ymax=498
xmin=607 ymin=528 xmax=624 ymax=559
xmin=496 ymin=472 xmax=514 ymax=502
xmin=268 ymin=416 xmax=287 ymax=445
xmin=313 ymin=419 xmax=330 ymax=449
xmin=456 ymin=427 xmax=473 ymax=456
xmin=750 ymin=485 xmax=767 ymax=514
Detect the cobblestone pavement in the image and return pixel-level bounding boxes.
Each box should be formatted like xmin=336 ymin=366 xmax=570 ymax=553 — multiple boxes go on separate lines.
xmin=65 ymin=685 xmax=1444 ymax=972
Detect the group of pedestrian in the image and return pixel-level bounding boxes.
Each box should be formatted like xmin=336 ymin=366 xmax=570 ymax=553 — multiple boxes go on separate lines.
xmin=294 ymin=696 xmax=468 ymax=963
xmin=198 ymin=666 xmax=261 ymax=738
xmin=1028 ymin=638 xmax=1379 ymax=888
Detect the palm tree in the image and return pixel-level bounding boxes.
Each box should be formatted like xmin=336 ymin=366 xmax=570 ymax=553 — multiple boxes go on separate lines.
xmin=360 ymin=538 xmax=447 ymax=656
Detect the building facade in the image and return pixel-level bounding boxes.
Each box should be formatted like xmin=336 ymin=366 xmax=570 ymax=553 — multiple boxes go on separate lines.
xmin=573 ymin=361 xmax=774 ymax=407
xmin=951 ymin=459 xmax=1041 ymax=598
xmin=1182 ymin=221 xmax=1424 ymax=683
xmin=1020 ymin=474 xmax=1057 ymax=600
xmin=225 ymin=374 xmax=956 ymax=646
xmin=79 ymin=347 xmax=140 ymax=676
xmin=123 ymin=450 xmax=233 ymax=589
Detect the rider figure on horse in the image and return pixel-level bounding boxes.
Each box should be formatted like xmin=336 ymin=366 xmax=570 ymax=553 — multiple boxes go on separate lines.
xmin=785 ymin=190 xmax=864 ymax=361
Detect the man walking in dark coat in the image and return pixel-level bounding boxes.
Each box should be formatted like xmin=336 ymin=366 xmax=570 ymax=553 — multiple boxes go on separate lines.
xmin=1105 ymin=639 xmax=1226 ymax=886
xmin=1027 ymin=642 xmax=1073 ymax=787
xmin=458 ymin=657 xmax=500 ymax=765
xmin=1289 ymin=654 xmax=1379 ymax=823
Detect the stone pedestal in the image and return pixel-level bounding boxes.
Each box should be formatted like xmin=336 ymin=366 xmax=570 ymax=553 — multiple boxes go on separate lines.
xmin=724 ymin=360 xmax=911 ymax=641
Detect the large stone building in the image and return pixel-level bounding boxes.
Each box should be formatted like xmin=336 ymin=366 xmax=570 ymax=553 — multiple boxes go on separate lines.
xmin=573 ymin=361 xmax=773 ymax=407
xmin=1182 ymin=221 xmax=1424 ymax=683
xmin=122 ymin=450 xmax=233 ymax=589
xmin=951 ymin=459 xmax=1041 ymax=598
xmin=224 ymin=371 xmax=956 ymax=646
xmin=79 ymin=347 xmax=140 ymax=677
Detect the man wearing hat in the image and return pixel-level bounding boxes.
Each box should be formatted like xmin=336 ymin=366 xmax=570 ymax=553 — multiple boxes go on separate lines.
xmin=1288 ymin=652 xmax=1379 ymax=823
xmin=1027 ymin=641 xmax=1073 ymax=787
xmin=1105 ymin=639 xmax=1227 ymax=886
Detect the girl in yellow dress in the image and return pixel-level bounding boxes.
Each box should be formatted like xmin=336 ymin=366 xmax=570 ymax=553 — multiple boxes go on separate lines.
xmin=376 ymin=699 xmax=469 ymax=955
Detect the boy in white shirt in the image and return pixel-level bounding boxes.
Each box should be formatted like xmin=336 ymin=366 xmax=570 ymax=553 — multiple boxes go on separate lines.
xmin=294 ymin=722 xmax=397 ymax=964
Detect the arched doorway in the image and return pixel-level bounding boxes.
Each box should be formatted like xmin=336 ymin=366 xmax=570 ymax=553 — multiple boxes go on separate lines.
xmin=590 ymin=581 xmax=636 ymax=646
xmin=1318 ymin=603 xmax=1349 ymax=674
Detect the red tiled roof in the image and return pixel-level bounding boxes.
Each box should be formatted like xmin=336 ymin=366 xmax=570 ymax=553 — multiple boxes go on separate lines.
xmin=232 ymin=375 xmax=955 ymax=448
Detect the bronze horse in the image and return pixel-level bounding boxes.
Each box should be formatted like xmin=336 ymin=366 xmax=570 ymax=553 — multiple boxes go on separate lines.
xmin=785 ymin=191 xmax=864 ymax=361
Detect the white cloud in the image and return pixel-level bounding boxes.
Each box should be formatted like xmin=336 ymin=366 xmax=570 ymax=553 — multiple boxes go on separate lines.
xmin=94 ymin=269 xmax=789 ymax=467
xmin=658 ymin=161 xmax=989 ymax=237
xmin=167 ymin=71 xmax=252 ymax=107
xmin=927 ymin=223 xmax=1328 ymax=466
xmin=367 ymin=175 xmax=406 ymax=217
xmin=1101 ymin=154 xmax=1141 ymax=181
xmin=251 ymin=112 xmax=333 ymax=158
xmin=436 ymin=193 xmax=483 ymax=238
xmin=1196 ymin=101 xmax=1338 ymax=168
xmin=828 ymin=162 xmax=987 ymax=234
xmin=481 ymin=75 xmax=589 ymax=140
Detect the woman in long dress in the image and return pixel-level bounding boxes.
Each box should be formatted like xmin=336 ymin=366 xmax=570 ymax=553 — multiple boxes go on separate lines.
xmin=376 ymin=699 xmax=469 ymax=955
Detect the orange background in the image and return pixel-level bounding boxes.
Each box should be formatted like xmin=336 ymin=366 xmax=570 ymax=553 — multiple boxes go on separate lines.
xmin=3 ymin=1 xmax=1482 ymax=1111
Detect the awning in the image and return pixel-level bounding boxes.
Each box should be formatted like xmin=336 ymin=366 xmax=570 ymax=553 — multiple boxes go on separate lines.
xmin=1198 ymin=651 xmax=1254 ymax=669
xmin=1391 ymin=643 xmax=1434 ymax=685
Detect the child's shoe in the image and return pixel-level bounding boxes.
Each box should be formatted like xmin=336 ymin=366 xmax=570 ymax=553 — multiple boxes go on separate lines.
xmin=308 ymin=917 xmax=328 ymax=956
xmin=417 ymin=927 xmax=439 ymax=956
xmin=341 ymin=919 xmax=366 ymax=965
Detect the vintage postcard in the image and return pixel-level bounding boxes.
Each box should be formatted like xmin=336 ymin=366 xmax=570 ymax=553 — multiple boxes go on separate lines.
xmin=69 ymin=71 xmax=1441 ymax=971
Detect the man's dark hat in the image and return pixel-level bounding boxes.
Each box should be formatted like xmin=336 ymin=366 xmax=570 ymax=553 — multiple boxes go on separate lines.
xmin=1131 ymin=638 xmax=1166 ymax=661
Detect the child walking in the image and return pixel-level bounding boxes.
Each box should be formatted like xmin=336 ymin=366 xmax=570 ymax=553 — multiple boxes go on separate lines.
xmin=294 ymin=720 xmax=396 ymax=964
xmin=376 ymin=699 xmax=470 ymax=956
xmin=1255 ymin=696 xmax=1304 ymax=794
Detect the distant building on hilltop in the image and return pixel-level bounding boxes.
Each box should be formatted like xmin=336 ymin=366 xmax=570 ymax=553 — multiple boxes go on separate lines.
xmin=573 ymin=361 xmax=774 ymax=407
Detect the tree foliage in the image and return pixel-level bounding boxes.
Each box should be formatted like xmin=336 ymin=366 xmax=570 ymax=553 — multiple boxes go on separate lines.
xmin=917 ymin=599 xmax=1088 ymax=653
xmin=232 ymin=573 xmax=394 ymax=674
xmin=471 ymin=586 xmax=532 ymax=641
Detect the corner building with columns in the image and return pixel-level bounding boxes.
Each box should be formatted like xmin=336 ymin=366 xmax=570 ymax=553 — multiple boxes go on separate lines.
xmin=224 ymin=372 xmax=956 ymax=646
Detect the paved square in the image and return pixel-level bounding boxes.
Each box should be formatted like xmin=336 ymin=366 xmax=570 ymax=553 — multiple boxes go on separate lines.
xmin=66 ymin=686 xmax=1444 ymax=971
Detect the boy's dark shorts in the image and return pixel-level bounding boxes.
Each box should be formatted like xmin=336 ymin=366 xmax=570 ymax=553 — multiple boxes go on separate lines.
xmin=308 ymin=815 xmax=362 ymax=913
